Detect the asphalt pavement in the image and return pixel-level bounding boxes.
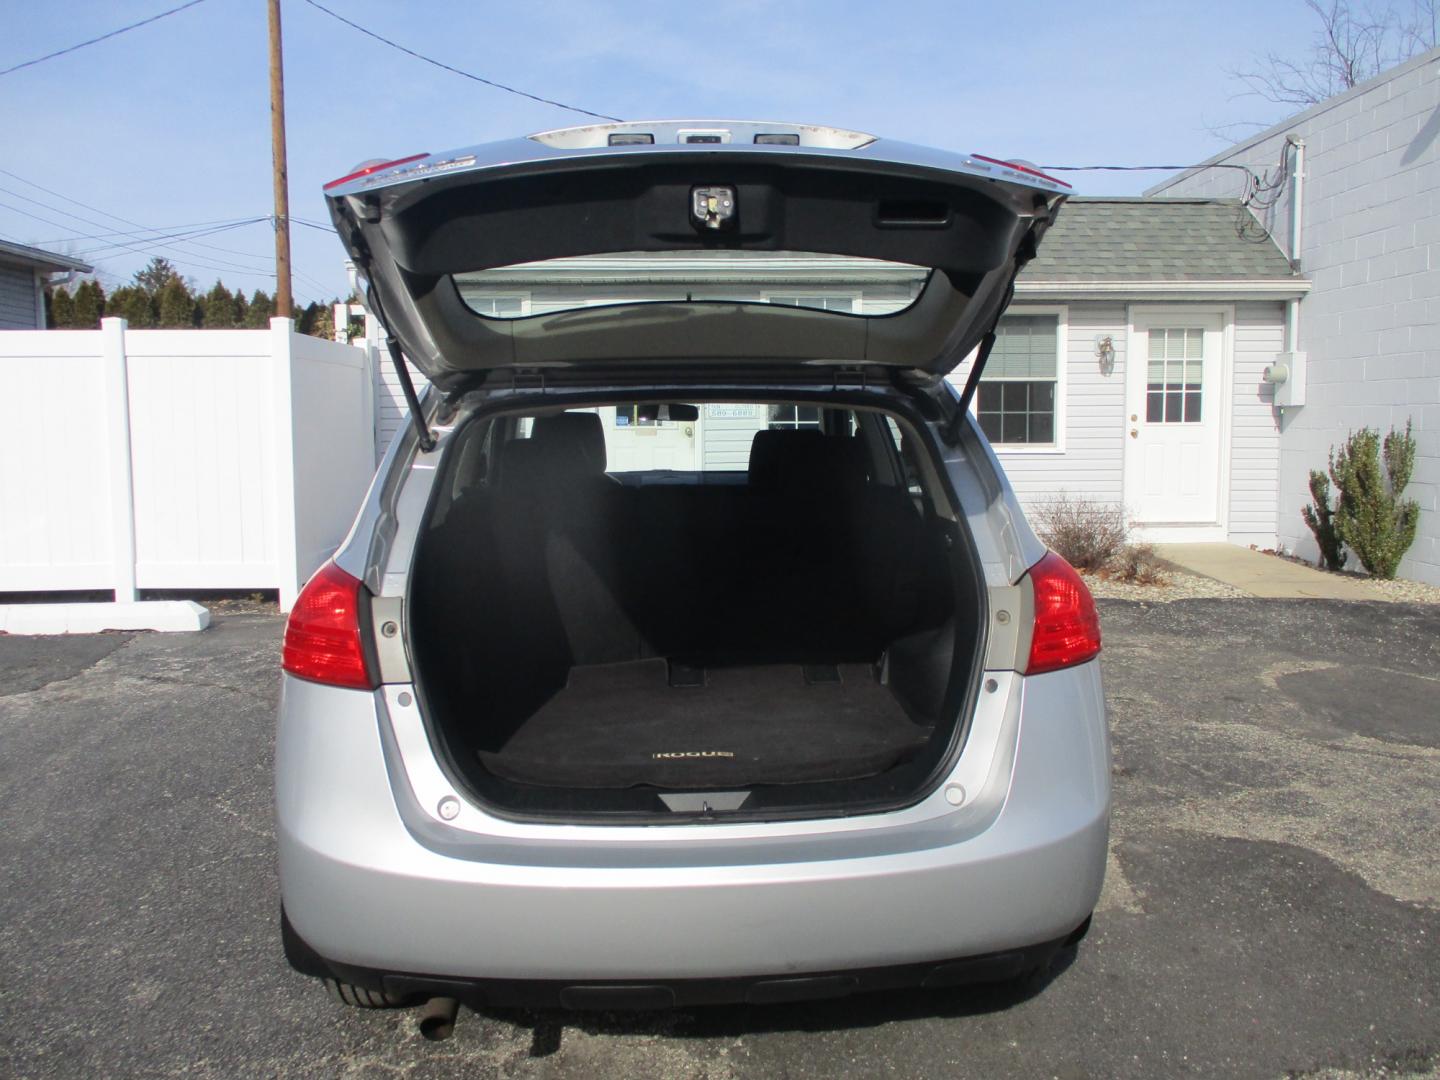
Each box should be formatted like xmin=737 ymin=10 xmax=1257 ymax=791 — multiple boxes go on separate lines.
xmin=1 ymin=599 xmax=1437 ymax=1079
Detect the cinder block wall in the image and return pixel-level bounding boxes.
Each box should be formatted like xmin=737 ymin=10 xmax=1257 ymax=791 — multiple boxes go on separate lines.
xmin=1150 ymin=48 xmax=1440 ymax=584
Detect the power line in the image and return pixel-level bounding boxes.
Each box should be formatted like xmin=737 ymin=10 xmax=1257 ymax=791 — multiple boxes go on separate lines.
xmin=1040 ymin=163 xmax=1263 ymax=177
xmin=0 ymin=0 xmax=209 ymax=78
xmin=29 ymin=217 xmax=274 ymax=246
xmin=68 ymin=220 xmax=270 ymax=259
xmin=0 ymin=183 xmax=278 ymax=275
xmin=298 ymin=0 xmax=622 ymax=122
xmin=1040 ymin=159 xmax=1294 ymax=245
xmin=1 ymin=168 xmax=280 ymax=266
xmin=0 ymin=198 xmax=327 ymax=303
xmin=0 ymin=168 xmax=336 ymax=295
xmin=0 ymin=198 xmax=267 ymax=278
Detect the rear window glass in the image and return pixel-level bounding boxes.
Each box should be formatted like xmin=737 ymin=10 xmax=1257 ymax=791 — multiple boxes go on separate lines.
xmin=454 ymin=251 xmax=930 ymax=319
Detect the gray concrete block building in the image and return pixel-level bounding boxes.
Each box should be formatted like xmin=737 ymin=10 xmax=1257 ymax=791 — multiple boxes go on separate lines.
xmin=1149 ymin=46 xmax=1440 ymax=584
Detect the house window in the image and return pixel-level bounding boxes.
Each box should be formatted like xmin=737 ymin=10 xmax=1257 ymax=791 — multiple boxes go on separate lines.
xmin=467 ymin=294 xmax=527 ymax=318
xmin=977 ymin=314 xmax=1059 ymax=445
xmin=768 ymin=404 xmax=822 ymax=429
xmin=763 ymin=294 xmax=857 ymax=313
xmin=1146 ymin=328 xmax=1204 ymax=423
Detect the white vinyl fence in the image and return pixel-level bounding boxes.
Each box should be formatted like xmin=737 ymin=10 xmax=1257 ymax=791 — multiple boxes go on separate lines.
xmin=0 ymin=317 xmax=375 ymax=611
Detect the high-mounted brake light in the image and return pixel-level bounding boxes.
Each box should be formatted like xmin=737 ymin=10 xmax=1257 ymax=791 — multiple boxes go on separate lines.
xmin=281 ymin=561 xmax=376 ymax=690
xmin=1024 ymin=552 xmax=1101 ymax=675
xmin=970 ymin=154 xmax=1072 ymax=189
xmin=323 ymin=153 xmax=429 ymax=191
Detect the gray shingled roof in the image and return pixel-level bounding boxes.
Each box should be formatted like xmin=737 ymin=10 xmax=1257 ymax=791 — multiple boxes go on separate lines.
xmin=1021 ymin=197 xmax=1298 ymax=281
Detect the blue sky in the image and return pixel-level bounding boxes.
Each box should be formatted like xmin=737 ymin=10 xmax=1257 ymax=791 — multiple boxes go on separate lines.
xmin=2 ymin=0 xmax=1321 ymax=303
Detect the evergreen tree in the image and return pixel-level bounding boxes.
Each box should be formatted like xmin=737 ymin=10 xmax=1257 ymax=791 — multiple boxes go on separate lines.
xmin=107 ymin=286 xmax=155 ymax=328
xmin=48 ymin=287 xmax=74 ymax=328
xmin=200 ymin=281 xmax=235 ymax=328
xmin=233 ymin=289 xmax=249 ymax=327
xmin=71 ymin=280 xmax=105 ymax=328
xmin=157 ymin=277 xmax=198 ymax=327
xmin=244 ymin=289 xmax=274 ymax=328
xmin=133 ymin=256 xmax=183 ymax=297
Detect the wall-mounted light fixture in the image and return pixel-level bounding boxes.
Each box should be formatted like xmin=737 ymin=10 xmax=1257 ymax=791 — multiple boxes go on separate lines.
xmin=1095 ymin=335 xmax=1115 ymax=375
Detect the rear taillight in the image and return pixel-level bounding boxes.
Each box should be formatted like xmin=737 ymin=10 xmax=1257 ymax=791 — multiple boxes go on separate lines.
xmin=1024 ymin=552 xmax=1102 ymax=675
xmin=281 ymin=562 xmax=377 ymax=690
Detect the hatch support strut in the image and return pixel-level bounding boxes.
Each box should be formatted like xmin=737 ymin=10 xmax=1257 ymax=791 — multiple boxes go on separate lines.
xmin=946 ymin=330 xmax=997 ymax=445
xmin=387 ymin=339 xmax=435 ymax=453
xmin=946 ymin=266 xmax=1027 ymax=444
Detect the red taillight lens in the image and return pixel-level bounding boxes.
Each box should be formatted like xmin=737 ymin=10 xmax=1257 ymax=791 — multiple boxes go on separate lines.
xmin=1024 ymin=552 xmax=1102 ymax=675
xmin=322 ymin=153 xmax=429 ymax=191
xmin=282 ymin=562 xmax=376 ymax=690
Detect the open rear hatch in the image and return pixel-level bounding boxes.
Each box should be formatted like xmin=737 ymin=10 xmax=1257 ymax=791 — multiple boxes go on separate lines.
xmin=324 ymin=120 xmax=1068 ymax=392
xmin=326 ymin=121 xmax=1070 ymax=822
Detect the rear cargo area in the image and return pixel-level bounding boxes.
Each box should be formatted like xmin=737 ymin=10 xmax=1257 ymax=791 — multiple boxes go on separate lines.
xmin=479 ymin=659 xmax=929 ymax=788
xmin=408 ymin=406 xmax=980 ymax=818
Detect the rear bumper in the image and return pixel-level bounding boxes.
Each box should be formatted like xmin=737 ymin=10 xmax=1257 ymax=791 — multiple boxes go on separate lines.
xmin=276 ymin=662 xmax=1110 ymax=990
xmin=283 ymin=906 xmax=1088 ymax=1009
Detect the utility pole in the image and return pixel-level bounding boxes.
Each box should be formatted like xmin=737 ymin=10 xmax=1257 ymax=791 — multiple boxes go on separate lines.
xmin=267 ymin=0 xmax=293 ymax=317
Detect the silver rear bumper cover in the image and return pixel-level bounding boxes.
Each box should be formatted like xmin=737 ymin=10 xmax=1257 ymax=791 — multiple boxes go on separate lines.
xmin=276 ymin=662 xmax=1109 ymax=982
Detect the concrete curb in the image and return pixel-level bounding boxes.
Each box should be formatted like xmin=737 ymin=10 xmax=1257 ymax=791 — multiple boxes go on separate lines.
xmin=0 ymin=601 xmax=210 ymax=634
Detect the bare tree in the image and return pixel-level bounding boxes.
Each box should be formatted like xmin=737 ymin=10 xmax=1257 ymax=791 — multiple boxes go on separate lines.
xmin=1228 ymin=0 xmax=1437 ymax=109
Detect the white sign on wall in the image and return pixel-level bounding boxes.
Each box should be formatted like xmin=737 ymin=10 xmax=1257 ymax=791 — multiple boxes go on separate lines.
xmin=706 ymin=403 xmax=764 ymax=419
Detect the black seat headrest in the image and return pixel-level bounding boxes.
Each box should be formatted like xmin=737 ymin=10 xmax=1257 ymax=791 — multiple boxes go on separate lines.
xmin=748 ymin=429 xmax=868 ymax=492
xmin=497 ymin=436 xmax=551 ymax=490
xmin=531 ymin=412 xmax=608 ymax=476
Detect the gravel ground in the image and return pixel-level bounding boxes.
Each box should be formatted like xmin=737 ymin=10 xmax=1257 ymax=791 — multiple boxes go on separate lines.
xmin=1083 ymin=564 xmax=1440 ymax=604
xmin=1329 ymin=574 xmax=1440 ymax=604
xmin=1084 ymin=569 xmax=1250 ymax=601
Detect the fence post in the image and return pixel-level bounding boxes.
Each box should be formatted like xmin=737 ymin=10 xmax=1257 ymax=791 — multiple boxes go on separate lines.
xmin=271 ymin=316 xmax=301 ymax=611
xmin=101 ymin=317 xmax=138 ymax=603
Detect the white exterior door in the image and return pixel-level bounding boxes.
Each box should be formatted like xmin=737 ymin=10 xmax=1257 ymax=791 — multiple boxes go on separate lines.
xmin=599 ymin=405 xmax=702 ymax=472
xmin=1124 ymin=311 xmax=1225 ymax=526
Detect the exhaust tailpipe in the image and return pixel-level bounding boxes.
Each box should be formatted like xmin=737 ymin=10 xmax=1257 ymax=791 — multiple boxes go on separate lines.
xmin=417 ymin=995 xmax=459 ymax=1041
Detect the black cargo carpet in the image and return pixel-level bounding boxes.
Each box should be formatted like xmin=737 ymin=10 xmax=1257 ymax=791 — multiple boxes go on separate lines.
xmin=478 ymin=658 xmax=930 ymax=789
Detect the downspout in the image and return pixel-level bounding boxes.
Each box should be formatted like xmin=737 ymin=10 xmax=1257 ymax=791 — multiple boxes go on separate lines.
xmin=1280 ymin=135 xmax=1306 ymax=557
xmin=1284 ymin=135 xmax=1305 ymax=353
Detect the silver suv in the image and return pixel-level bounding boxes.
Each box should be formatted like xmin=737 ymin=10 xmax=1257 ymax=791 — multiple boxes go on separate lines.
xmin=276 ymin=120 xmax=1109 ymax=1013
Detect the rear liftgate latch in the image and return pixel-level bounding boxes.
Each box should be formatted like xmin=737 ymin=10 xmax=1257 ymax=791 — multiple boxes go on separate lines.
xmin=691 ymin=186 xmax=736 ymax=231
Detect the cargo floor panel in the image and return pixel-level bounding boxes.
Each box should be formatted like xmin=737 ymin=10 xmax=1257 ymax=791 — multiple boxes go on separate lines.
xmin=478 ymin=659 xmax=932 ymax=789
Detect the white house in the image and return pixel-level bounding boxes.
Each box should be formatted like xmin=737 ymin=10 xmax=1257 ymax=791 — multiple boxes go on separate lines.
xmin=436 ymin=196 xmax=1307 ymax=548
xmin=1147 ymin=46 xmax=1439 ymax=584
xmin=0 ymin=240 xmax=91 ymax=330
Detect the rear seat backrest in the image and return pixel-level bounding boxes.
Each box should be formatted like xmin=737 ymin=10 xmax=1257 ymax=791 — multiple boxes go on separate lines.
xmin=514 ymin=413 xmax=642 ymax=665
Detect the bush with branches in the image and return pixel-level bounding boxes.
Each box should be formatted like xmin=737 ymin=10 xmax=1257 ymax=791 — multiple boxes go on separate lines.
xmin=1306 ymin=421 xmax=1420 ymax=579
xmin=1111 ymin=542 xmax=1169 ymax=585
xmin=1031 ymin=494 xmax=1129 ymax=572
xmin=1300 ymin=471 xmax=1347 ymax=570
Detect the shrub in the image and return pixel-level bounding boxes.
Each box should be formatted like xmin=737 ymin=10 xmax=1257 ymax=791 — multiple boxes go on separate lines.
xmin=1111 ymin=542 xmax=1169 ymax=585
xmin=1326 ymin=421 xmax=1420 ymax=580
xmin=1300 ymin=470 xmax=1347 ymax=571
xmin=1031 ymin=494 xmax=1128 ymax=571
